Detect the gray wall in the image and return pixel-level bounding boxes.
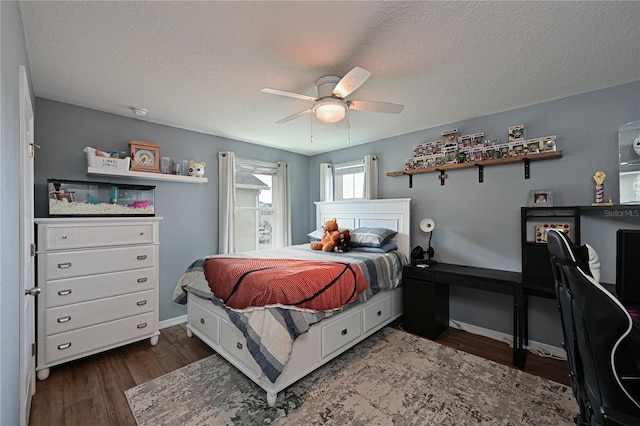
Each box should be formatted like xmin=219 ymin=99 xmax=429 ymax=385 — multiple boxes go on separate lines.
xmin=1 ymin=1 xmax=34 ymax=424
xmin=309 ymin=81 xmax=640 ymax=346
xmin=33 ymin=99 xmax=311 ymax=322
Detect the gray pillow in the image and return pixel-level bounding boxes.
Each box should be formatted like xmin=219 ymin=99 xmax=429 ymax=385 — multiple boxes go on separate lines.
xmin=350 ymin=227 xmax=397 ymax=248
xmin=350 ymin=242 xmax=398 ymax=253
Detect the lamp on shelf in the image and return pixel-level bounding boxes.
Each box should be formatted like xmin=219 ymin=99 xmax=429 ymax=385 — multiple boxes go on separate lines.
xmin=418 ymin=218 xmax=437 ymax=265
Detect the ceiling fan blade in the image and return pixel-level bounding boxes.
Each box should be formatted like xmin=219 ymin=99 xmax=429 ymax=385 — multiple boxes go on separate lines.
xmin=261 ymin=88 xmax=316 ymax=102
xmin=348 ymin=100 xmax=404 ymax=114
xmin=332 ymin=67 xmax=371 ymax=99
xmin=275 ymin=108 xmax=312 ymax=124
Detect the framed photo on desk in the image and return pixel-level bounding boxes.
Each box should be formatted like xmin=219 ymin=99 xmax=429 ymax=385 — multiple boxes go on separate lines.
xmin=528 ymin=189 xmax=553 ymax=207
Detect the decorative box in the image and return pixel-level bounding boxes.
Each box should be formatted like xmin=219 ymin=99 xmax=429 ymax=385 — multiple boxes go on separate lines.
xmin=86 ymin=154 xmax=130 ymax=170
xmin=47 ymin=179 xmax=155 ymax=216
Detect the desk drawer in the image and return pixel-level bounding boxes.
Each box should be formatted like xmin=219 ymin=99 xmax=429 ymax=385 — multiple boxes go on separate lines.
xmin=44 ymin=312 xmax=155 ymax=364
xmin=321 ymin=309 xmax=362 ymax=358
xmin=45 ymin=245 xmax=156 ymax=280
xmin=46 ymin=290 xmax=154 ymax=335
xmin=45 ymin=268 xmax=155 ymax=307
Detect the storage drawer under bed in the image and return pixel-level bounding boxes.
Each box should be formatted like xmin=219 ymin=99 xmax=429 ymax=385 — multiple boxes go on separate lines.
xmin=321 ymin=308 xmax=362 ymax=358
xmin=188 ymin=296 xmax=220 ymax=345
xmin=363 ymin=294 xmax=392 ymax=333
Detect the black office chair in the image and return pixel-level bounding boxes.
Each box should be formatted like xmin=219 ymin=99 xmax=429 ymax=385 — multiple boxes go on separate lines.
xmin=547 ymin=229 xmax=640 ymax=425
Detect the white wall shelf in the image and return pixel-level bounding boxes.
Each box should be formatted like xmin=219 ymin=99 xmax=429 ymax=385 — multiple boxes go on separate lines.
xmin=87 ymin=167 xmax=208 ymax=184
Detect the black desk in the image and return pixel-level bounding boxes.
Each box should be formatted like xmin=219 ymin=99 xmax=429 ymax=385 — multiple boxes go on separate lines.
xmin=402 ymin=263 xmax=526 ymax=368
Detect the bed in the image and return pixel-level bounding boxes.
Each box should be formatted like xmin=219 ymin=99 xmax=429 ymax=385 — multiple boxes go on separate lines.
xmin=172 ymin=198 xmax=411 ymax=406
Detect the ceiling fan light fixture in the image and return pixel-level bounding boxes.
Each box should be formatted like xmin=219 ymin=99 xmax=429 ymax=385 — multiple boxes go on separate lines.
xmin=312 ymin=98 xmax=346 ymax=123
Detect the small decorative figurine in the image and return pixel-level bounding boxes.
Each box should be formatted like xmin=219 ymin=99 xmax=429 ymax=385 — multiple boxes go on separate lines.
xmin=188 ymin=161 xmax=207 ymax=178
xmin=593 ymin=170 xmax=606 ymax=204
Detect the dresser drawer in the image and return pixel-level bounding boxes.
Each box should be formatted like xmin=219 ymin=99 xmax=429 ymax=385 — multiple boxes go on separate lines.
xmin=46 ymin=290 xmax=155 ymax=335
xmin=188 ymin=297 xmax=220 ymax=345
xmin=44 ymin=312 xmax=156 ymax=364
xmin=42 ymin=223 xmax=156 ymax=250
xmin=220 ymin=321 xmax=260 ymax=375
xmin=44 ymin=245 xmax=156 ymax=280
xmin=45 ymin=268 xmax=155 ymax=307
xmin=363 ymin=295 xmax=391 ymax=333
xmin=321 ymin=308 xmax=362 ymax=358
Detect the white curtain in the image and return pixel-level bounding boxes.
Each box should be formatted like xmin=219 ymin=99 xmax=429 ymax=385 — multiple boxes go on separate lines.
xmin=363 ymin=154 xmax=378 ymax=200
xmin=218 ymin=151 xmax=236 ymax=254
xmin=273 ymin=161 xmax=291 ymax=248
xmin=319 ymin=163 xmax=334 ymax=202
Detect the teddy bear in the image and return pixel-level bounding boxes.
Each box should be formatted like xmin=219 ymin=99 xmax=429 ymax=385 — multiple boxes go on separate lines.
xmin=188 ymin=161 xmax=206 ymax=177
xmin=310 ymin=218 xmax=350 ymax=252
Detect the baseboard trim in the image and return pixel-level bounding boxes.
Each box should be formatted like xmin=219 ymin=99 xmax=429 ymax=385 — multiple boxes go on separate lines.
xmin=159 ymin=315 xmax=187 ymax=330
xmin=448 ymin=319 xmax=566 ymax=360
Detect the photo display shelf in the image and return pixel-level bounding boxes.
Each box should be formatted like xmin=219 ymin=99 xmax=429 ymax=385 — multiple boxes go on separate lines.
xmin=87 ymin=167 xmax=208 ymax=184
xmin=386 ymin=151 xmax=563 ymax=188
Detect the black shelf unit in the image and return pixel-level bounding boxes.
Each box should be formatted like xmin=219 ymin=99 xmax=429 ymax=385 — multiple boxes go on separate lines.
xmin=521 ymin=206 xmax=581 ymax=297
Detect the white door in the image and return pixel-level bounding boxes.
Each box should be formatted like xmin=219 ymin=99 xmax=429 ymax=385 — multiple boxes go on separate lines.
xmin=19 ymin=64 xmax=37 ymax=426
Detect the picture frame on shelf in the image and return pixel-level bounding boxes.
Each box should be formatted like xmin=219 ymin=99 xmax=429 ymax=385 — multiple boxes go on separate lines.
xmin=528 ymin=189 xmax=553 ymax=207
xmin=535 ymin=223 xmax=571 ymax=243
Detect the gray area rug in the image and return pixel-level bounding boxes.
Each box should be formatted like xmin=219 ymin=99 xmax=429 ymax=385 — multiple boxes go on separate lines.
xmin=126 ymin=327 xmax=576 ymax=425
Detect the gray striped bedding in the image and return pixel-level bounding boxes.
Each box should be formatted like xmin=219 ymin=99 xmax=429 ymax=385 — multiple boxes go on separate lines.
xmin=172 ymin=244 xmax=407 ymax=383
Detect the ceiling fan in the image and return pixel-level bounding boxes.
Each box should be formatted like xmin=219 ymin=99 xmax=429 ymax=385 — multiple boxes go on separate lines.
xmin=261 ymin=66 xmax=404 ymax=125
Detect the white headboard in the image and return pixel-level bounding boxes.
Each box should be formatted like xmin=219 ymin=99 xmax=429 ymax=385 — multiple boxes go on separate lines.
xmin=314 ymin=198 xmax=411 ymax=260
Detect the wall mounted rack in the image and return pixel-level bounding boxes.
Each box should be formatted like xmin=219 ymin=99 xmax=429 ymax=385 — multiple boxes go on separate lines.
xmin=386 ymin=151 xmax=562 ymax=187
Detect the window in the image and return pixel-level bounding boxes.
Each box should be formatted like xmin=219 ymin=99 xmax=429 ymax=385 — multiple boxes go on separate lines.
xmin=334 ymin=160 xmax=365 ymax=200
xmin=234 ymin=158 xmax=277 ymax=252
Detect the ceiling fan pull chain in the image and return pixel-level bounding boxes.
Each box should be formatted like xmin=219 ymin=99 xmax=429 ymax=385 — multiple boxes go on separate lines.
xmin=346 ymin=111 xmax=351 ymax=145
xmin=310 ymin=112 xmax=314 ymax=143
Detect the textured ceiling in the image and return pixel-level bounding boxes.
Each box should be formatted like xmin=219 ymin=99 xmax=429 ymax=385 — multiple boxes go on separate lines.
xmin=19 ymin=1 xmax=640 ymax=156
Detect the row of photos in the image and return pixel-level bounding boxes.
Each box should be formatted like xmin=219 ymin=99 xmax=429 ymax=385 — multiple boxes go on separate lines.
xmin=405 ymin=125 xmax=557 ymax=170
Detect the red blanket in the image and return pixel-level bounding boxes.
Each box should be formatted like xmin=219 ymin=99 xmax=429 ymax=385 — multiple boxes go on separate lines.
xmin=203 ymin=258 xmax=368 ymax=310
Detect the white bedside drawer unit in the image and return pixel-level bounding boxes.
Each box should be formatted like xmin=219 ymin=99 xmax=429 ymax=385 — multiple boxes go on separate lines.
xmin=35 ymin=217 xmax=162 ymax=380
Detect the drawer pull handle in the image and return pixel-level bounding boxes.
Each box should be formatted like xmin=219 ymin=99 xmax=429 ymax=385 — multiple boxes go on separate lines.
xmin=377 ymin=310 xmax=382 ymax=317
xmin=137 ymin=277 xmax=148 ymax=283
xmin=200 ymin=318 xmax=205 ymax=324
xmin=58 ymin=289 xmax=72 ymax=296
xmin=139 ymin=232 xmax=144 ymax=236
xmin=61 ymin=235 xmax=67 ymax=239
xmin=236 ymin=342 xmax=243 ymax=350
xmin=57 ymin=262 xmax=72 ymax=269
xmin=57 ymin=342 xmax=71 ymax=350
xmin=137 ymin=322 xmax=148 ymax=329
xmin=57 ymin=316 xmax=71 ymax=323
xmin=137 ymin=300 xmax=147 ymax=306
xmin=137 ymin=255 xmax=148 ymax=260
xmin=341 ymin=328 xmax=348 ymax=336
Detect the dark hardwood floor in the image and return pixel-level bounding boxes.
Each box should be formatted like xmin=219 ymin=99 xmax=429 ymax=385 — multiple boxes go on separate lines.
xmin=28 ymin=321 xmax=570 ymax=426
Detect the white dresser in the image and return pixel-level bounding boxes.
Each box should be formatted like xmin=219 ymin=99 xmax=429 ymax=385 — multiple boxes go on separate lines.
xmin=34 ymin=217 xmax=162 ymax=380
